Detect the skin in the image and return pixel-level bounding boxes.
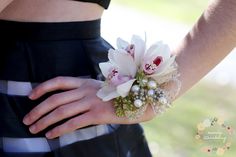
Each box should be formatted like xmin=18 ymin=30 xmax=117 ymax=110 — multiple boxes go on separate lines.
xmin=0 ymin=0 xmax=103 ymax=21
xmin=175 ymin=0 xmax=236 ymax=96
xmin=1 ymin=0 xmax=236 ymax=139
xmin=0 ymin=0 xmax=13 ymax=12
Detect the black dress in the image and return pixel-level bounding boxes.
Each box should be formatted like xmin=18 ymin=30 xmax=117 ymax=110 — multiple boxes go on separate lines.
xmin=0 ymin=19 xmax=152 ymax=157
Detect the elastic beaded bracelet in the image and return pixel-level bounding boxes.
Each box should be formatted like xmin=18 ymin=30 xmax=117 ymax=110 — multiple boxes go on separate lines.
xmin=96 ymin=35 xmax=181 ymax=120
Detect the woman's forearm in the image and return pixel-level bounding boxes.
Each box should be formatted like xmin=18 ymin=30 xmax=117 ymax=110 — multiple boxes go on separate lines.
xmin=0 ymin=0 xmax=14 ymax=13
xmin=175 ymin=0 xmax=236 ymax=97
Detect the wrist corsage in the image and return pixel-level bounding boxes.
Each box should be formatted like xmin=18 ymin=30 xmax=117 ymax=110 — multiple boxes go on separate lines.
xmin=96 ymin=35 xmax=181 ymax=120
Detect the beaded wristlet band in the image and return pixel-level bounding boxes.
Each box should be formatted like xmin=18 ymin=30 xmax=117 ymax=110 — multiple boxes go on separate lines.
xmin=96 ymin=35 xmax=181 ymax=120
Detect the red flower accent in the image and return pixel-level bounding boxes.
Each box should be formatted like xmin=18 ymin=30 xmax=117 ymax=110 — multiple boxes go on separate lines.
xmin=153 ymin=56 xmax=162 ymax=66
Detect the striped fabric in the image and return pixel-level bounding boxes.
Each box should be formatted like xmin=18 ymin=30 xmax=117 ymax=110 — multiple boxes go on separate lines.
xmin=1 ymin=124 xmax=118 ymax=153
xmin=0 ymin=19 xmax=123 ymax=156
xmin=0 ymin=80 xmax=119 ymax=153
xmin=0 ymin=19 xmax=153 ymax=157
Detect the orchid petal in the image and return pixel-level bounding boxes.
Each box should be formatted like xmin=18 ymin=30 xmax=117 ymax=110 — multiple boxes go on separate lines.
xmin=155 ymin=55 xmax=176 ymax=74
xmin=99 ymin=62 xmax=113 ymax=78
xmin=108 ymin=49 xmax=127 ymax=64
xmin=117 ymin=79 xmax=136 ymax=97
xmin=145 ymin=41 xmax=171 ymax=62
xmin=96 ymin=85 xmax=120 ymax=101
xmin=131 ymin=35 xmax=146 ymax=66
xmin=117 ymin=37 xmax=129 ymax=49
xmin=108 ymin=49 xmax=137 ymax=77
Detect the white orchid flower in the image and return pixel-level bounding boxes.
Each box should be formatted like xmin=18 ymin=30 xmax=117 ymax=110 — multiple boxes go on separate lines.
xmin=141 ymin=41 xmax=176 ymax=83
xmin=97 ymin=35 xmax=146 ymax=101
xmin=97 ymin=48 xmax=137 ymax=101
xmin=97 ymin=35 xmax=176 ymax=101
xmin=117 ymin=35 xmax=146 ymax=67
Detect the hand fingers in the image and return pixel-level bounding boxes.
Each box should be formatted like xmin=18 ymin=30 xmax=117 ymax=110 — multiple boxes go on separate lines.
xmin=29 ymin=76 xmax=86 ymax=100
xmin=23 ymin=87 xmax=89 ymax=125
xmin=28 ymin=97 xmax=91 ymax=134
xmin=43 ymin=102 xmax=156 ymax=139
xmin=45 ymin=113 xmax=93 ymax=139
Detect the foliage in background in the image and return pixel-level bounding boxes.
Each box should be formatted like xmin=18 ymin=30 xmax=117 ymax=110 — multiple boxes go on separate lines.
xmin=112 ymin=0 xmax=209 ymax=24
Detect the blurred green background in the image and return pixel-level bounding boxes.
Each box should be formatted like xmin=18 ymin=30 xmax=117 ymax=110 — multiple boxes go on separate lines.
xmin=112 ymin=0 xmax=208 ymax=24
xmin=110 ymin=0 xmax=236 ymax=157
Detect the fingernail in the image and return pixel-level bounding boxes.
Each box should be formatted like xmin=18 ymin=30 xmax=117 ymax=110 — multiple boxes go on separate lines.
xmin=29 ymin=125 xmax=36 ymax=133
xmin=28 ymin=93 xmax=34 ymax=99
xmin=46 ymin=132 xmax=52 ymax=139
xmin=23 ymin=117 xmax=30 ymax=125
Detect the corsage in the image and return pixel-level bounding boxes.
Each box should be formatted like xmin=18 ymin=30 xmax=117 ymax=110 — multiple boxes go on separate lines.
xmin=96 ymin=35 xmax=181 ymax=120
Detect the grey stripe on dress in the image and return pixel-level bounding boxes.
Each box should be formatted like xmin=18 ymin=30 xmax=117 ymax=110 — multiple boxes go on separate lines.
xmin=0 ymin=76 xmax=91 ymax=96
xmin=1 ymin=124 xmax=117 ymax=153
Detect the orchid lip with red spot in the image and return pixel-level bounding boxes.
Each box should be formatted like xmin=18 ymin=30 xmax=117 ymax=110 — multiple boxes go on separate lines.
xmin=126 ymin=44 xmax=135 ymax=57
xmin=142 ymin=57 xmax=163 ymax=75
xmin=153 ymin=56 xmax=162 ymax=66
xmin=107 ymin=68 xmax=118 ymax=80
xmin=107 ymin=68 xmax=132 ymax=86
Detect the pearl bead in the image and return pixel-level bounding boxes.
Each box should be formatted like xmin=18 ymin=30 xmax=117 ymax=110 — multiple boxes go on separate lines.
xmin=147 ymin=80 xmax=157 ymax=89
xmin=134 ymin=99 xmax=143 ymax=108
xmin=147 ymin=89 xmax=155 ymax=96
xmin=131 ymin=85 xmax=140 ymax=93
xmin=159 ymin=97 xmax=167 ymax=104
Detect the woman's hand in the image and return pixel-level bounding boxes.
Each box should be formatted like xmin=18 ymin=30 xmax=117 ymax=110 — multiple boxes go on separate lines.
xmin=23 ymin=76 xmax=155 ymax=139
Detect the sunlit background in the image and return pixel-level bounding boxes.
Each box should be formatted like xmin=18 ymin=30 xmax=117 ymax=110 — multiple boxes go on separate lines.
xmin=101 ymin=0 xmax=236 ymax=157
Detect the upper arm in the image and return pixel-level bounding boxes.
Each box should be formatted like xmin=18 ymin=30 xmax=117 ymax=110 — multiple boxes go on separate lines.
xmin=0 ymin=0 xmax=14 ymax=13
